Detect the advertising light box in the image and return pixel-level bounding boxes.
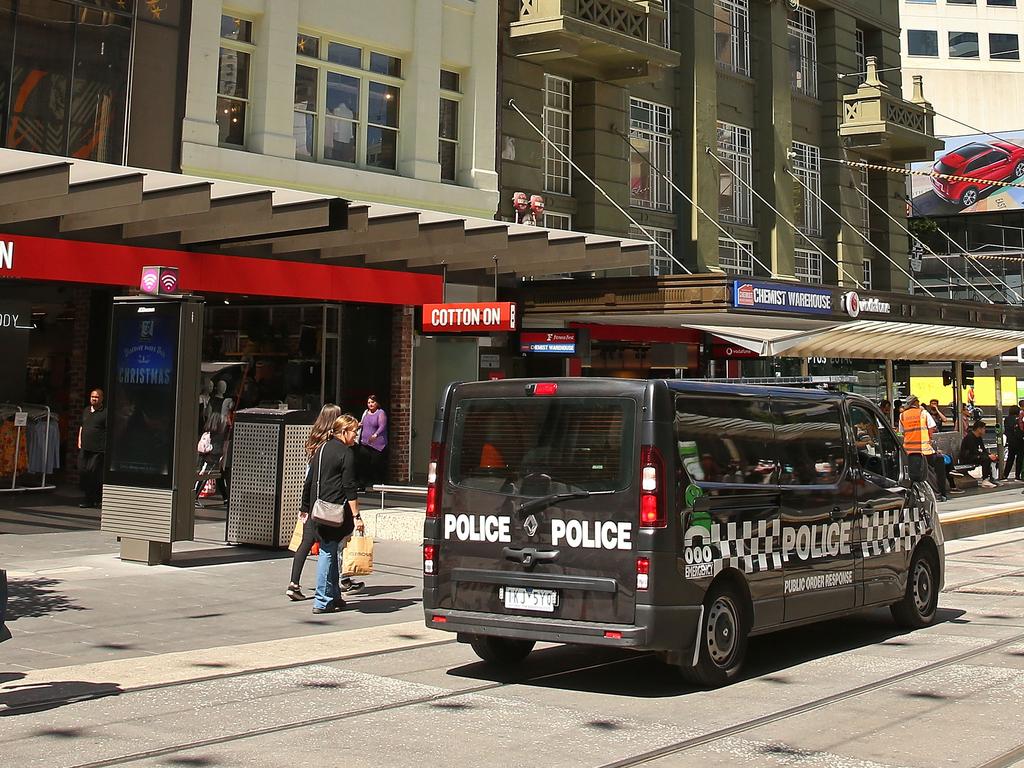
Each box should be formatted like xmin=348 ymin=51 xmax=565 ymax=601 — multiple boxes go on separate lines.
xmin=520 ymin=330 xmax=578 ymax=355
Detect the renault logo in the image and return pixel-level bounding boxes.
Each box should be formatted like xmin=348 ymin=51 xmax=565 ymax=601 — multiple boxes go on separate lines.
xmin=524 ymin=514 xmax=539 ymax=537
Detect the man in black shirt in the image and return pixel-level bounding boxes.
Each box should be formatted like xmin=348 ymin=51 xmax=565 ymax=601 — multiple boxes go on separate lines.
xmin=960 ymin=421 xmax=998 ymax=488
xmin=78 ymin=388 xmax=107 ymax=508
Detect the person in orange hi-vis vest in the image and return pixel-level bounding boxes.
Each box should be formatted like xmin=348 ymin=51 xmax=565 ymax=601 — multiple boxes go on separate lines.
xmin=900 ymin=394 xmax=950 ymax=501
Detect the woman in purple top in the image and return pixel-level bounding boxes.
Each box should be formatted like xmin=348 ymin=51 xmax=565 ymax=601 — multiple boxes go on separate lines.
xmin=359 ymin=394 xmax=388 ymax=487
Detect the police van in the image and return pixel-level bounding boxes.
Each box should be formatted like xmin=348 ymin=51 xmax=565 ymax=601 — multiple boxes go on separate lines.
xmin=422 ymin=378 xmax=944 ymax=687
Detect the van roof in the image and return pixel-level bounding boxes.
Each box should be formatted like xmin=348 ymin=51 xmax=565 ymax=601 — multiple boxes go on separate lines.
xmin=451 ymin=378 xmax=848 ymax=402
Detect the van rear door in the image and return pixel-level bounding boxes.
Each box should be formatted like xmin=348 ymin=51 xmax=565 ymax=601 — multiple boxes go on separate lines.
xmin=436 ymin=381 xmax=641 ymax=625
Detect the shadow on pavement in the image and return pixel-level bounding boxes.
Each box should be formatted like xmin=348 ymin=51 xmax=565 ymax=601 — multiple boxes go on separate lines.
xmin=7 ymin=577 xmax=85 ymax=621
xmin=0 ymin=674 xmax=122 ymax=716
xmin=445 ymin=607 xmax=967 ymax=698
xmin=167 ymin=547 xmax=292 ymax=568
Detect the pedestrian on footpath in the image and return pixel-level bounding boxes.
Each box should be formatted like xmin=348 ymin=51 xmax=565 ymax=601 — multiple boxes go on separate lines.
xmin=960 ymin=421 xmax=999 ymax=488
xmin=900 ymin=394 xmax=950 ymax=501
xmin=77 ymin=388 xmax=106 ymax=508
xmin=300 ymin=414 xmax=364 ymax=614
xmin=289 ymin=404 xmax=362 ymax=601
xmin=1003 ymin=404 xmax=1023 ymax=481
xmin=357 ymin=394 xmax=388 ymax=490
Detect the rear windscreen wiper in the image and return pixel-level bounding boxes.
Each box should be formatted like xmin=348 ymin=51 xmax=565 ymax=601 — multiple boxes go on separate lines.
xmin=517 ymin=489 xmax=613 ymax=517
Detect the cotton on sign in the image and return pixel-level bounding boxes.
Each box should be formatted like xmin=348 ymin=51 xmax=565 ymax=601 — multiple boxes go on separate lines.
xmin=421 ymin=302 xmax=518 ymax=333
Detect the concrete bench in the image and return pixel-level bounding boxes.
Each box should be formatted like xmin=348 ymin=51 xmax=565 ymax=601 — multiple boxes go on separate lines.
xmin=370 ymin=484 xmax=427 ymax=510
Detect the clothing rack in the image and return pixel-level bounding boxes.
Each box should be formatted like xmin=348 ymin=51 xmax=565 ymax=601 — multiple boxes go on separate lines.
xmin=0 ymin=403 xmax=58 ymax=493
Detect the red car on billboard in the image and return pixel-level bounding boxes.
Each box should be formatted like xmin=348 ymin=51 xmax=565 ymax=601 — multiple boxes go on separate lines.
xmin=931 ymin=141 xmax=1024 ymax=208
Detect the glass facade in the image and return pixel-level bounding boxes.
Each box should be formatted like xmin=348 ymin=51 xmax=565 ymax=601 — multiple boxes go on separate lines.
xmin=0 ymin=0 xmax=134 ymax=162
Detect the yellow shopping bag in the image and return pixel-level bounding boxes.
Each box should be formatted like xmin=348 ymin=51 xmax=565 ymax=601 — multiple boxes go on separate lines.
xmin=342 ymin=533 xmax=374 ymax=577
xmin=288 ymin=518 xmax=303 ymax=552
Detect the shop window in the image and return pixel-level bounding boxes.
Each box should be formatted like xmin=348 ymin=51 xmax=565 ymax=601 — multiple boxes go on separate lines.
xmin=629 ymin=224 xmax=674 ymax=276
xmin=714 ymin=0 xmax=749 ymax=76
xmin=439 ymin=70 xmax=460 ymax=183
xmin=772 ymin=398 xmax=844 ymax=486
xmin=543 ymin=74 xmax=572 ymax=195
xmin=791 ymin=141 xmax=821 ymax=236
xmin=218 ymin=14 xmax=253 ymax=147
xmin=292 ymin=32 xmax=402 ymax=171
xmin=718 ymin=238 xmax=755 ymax=276
xmin=629 ymin=97 xmax=672 ymax=212
xmin=3 ymin=1 xmax=132 ymax=161
xmin=788 ymin=4 xmax=817 ymax=97
xmin=717 ymin=121 xmax=752 ymax=226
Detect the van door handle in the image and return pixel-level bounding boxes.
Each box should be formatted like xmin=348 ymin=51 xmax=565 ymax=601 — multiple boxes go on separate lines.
xmin=503 ymin=547 xmax=558 ymax=568
xmin=830 ymin=506 xmax=844 ymax=521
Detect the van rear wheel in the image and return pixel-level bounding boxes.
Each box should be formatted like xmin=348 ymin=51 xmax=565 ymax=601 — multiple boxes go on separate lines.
xmin=678 ymin=585 xmax=748 ymax=688
xmin=891 ymin=549 xmax=939 ymax=628
xmin=469 ymin=635 xmax=536 ymax=666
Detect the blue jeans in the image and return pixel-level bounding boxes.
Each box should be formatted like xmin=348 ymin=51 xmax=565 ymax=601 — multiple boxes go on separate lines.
xmin=314 ymin=539 xmax=341 ymax=610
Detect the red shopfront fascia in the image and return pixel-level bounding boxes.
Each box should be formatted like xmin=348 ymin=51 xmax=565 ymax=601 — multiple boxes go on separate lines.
xmin=0 ymin=232 xmax=442 ymax=305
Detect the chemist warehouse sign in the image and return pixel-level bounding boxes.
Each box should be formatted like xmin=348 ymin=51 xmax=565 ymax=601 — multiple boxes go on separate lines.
xmin=732 ymin=280 xmax=833 ymax=315
xmin=421 ymin=302 xmax=518 ymax=334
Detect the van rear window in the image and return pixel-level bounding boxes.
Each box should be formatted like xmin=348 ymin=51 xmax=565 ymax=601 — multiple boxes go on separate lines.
xmin=449 ymin=397 xmax=636 ymax=496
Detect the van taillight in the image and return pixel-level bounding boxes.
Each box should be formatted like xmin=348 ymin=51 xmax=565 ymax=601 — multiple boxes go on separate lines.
xmin=426 ymin=441 xmax=443 ymax=518
xmin=639 ymin=445 xmax=666 ymax=528
xmin=530 ymin=382 xmax=558 ymax=396
xmin=636 ymin=557 xmax=650 ymax=591
xmin=423 ymin=544 xmax=436 ymax=575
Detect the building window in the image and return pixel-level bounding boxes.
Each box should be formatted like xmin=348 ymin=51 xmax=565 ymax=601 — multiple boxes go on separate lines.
xmin=630 ymin=225 xmax=675 ymax=276
xmin=949 ymin=31 xmax=980 ymax=58
xmin=629 ymin=98 xmax=673 ymax=212
xmin=907 ymin=30 xmax=939 ymax=57
xmin=863 ymin=259 xmax=873 ymax=289
xmin=543 ymin=212 xmax=572 ymax=230
xmin=219 ymin=15 xmax=254 ymax=147
xmin=718 ymin=238 xmax=755 ymax=275
xmin=791 ymin=141 xmax=822 ymax=237
xmin=795 ymin=248 xmax=822 ymax=283
xmin=293 ymin=33 xmax=402 ymax=170
xmin=714 ymin=0 xmax=750 ymax=76
xmin=543 ymin=74 xmax=572 ymax=195
xmin=788 ymin=5 xmax=817 ymax=97
xmin=987 ymin=0 xmax=1017 ymax=7
xmin=855 ymin=28 xmax=866 ymax=83
xmin=858 ymin=171 xmax=871 ymax=236
xmin=717 ymin=122 xmax=753 ymax=226
xmin=990 ymin=33 xmax=1020 ymax=60
xmin=439 ymin=70 xmax=461 ymax=182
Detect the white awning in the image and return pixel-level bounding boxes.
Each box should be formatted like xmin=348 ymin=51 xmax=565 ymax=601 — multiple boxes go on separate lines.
xmin=683 ymin=320 xmax=1024 ymax=361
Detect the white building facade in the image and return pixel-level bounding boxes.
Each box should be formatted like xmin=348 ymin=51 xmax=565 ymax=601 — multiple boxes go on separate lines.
xmin=900 ymin=0 xmax=1024 ymax=136
xmin=183 ymin=0 xmax=500 ymax=217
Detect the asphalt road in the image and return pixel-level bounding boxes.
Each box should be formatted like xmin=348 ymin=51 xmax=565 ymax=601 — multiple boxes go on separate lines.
xmin=2 ymin=527 xmax=1024 ymax=767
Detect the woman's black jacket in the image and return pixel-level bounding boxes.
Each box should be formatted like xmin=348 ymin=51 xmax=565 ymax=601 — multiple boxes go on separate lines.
xmin=301 ymin=439 xmax=358 ymax=542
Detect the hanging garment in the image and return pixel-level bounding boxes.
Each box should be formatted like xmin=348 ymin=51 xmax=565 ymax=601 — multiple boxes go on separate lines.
xmin=0 ymin=421 xmax=29 ymax=476
xmin=27 ymin=418 xmax=61 ymax=474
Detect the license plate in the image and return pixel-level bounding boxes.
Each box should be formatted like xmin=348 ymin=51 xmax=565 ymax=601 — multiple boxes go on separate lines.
xmin=502 ymin=586 xmax=558 ymax=613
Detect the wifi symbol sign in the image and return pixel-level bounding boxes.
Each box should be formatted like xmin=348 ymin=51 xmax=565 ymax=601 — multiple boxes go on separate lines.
xmin=160 ymin=272 xmax=178 ymax=293
xmin=140 ymin=266 xmax=180 ymax=295
xmin=140 ymin=268 xmax=160 ymax=295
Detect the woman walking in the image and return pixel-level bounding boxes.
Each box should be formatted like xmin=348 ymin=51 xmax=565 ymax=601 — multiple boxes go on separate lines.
xmin=358 ymin=394 xmax=388 ymax=488
xmin=287 ymin=405 xmax=341 ymax=601
xmin=300 ymin=414 xmax=364 ymax=614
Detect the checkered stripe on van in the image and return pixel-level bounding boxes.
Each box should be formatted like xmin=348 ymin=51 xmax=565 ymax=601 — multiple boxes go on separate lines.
xmin=860 ymin=507 xmax=927 ymax=558
xmin=711 ymin=518 xmax=783 ymax=574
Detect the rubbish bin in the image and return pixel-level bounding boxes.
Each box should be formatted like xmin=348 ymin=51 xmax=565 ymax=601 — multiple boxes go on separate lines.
xmin=227 ymin=408 xmax=315 ymax=547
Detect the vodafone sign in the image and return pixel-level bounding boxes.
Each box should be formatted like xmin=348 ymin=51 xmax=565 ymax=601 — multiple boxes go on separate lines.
xmin=422 ymin=302 xmax=518 ymax=333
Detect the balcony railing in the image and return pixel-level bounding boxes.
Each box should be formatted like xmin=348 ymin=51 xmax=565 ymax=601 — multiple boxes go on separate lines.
xmin=511 ymin=0 xmax=678 ymax=83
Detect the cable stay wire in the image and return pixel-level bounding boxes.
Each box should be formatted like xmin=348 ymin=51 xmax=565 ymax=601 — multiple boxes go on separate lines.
xmin=905 ymin=195 xmax=1024 ymax=304
xmin=783 ymin=163 xmax=934 ymax=296
xmin=850 ymin=181 xmax=993 ymax=303
xmin=611 ymin=129 xmax=775 ymax=277
xmin=705 ymin=148 xmax=863 ymax=288
xmin=507 ymin=98 xmax=692 ymax=275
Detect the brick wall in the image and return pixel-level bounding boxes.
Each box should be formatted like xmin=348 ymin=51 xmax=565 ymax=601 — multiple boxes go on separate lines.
xmin=388 ymin=306 xmax=414 ymax=483
xmin=65 ymin=287 xmax=92 ymax=481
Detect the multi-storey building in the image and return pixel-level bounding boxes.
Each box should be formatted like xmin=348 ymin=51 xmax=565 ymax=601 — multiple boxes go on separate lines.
xmin=499 ymin=0 xmax=941 ymax=291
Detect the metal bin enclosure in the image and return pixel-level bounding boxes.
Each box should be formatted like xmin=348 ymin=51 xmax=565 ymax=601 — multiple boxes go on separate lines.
xmin=227 ymin=408 xmax=314 ymax=547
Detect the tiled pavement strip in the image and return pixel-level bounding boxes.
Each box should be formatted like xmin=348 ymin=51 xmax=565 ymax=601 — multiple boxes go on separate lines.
xmin=2 ymin=482 xmax=1024 ymax=713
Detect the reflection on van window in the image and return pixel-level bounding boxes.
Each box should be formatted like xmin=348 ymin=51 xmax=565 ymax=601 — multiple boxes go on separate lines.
xmin=674 ymin=394 xmax=775 ymax=484
xmin=450 ymin=397 xmax=636 ymax=496
xmin=772 ymin=398 xmax=845 ymax=486
xmin=849 ymin=403 xmax=901 ymax=481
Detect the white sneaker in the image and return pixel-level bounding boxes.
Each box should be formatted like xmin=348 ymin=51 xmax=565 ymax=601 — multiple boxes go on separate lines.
xmin=980 ymin=479 xmax=996 ymax=488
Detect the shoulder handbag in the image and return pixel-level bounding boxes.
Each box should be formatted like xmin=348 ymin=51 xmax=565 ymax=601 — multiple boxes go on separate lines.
xmin=311 ymin=445 xmax=347 ymax=527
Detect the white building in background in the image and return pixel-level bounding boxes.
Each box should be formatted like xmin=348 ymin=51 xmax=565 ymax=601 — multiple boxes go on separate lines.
xmin=900 ymin=0 xmax=1024 ymax=137
xmin=182 ymin=0 xmax=499 ymax=218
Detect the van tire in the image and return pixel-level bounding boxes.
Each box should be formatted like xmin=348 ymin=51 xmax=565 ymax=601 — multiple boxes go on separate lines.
xmin=469 ymin=635 xmax=536 ymax=666
xmin=678 ymin=585 xmax=748 ymax=688
xmin=891 ymin=549 xmax=939 ymax=628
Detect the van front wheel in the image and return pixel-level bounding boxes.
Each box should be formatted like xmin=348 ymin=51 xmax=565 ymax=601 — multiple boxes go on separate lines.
xmin=678 ymin=586 xmax=748 ymax=688
xmin=891 ymin=550 xmax=938 ymax=628
xmin=469 ymin=635 xmax=536 ymax=666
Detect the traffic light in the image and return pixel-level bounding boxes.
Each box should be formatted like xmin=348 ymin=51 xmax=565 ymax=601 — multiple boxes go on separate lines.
xmin=962 ymin=364 xmax=975 ymax=388
xmin=942 ymin=370 xmax=954 ymax=387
